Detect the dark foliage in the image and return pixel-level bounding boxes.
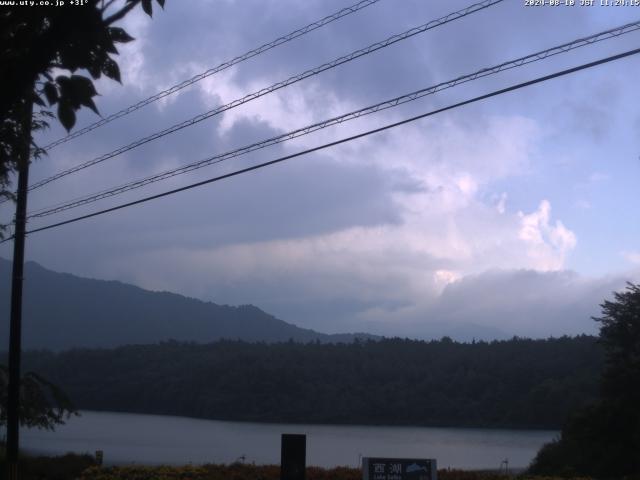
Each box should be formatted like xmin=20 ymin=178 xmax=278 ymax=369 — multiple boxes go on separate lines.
xmin=0 ymin=0 xmax=165 ymax=129
xmin=0 ymin=364 xmax=77 ymax=430
xmin=15 ymin=336 xmax=602 ymax=429
xmin=0 ymin=0 xmax=165 ymax=233
xmin=0 ymin=446 xmax=96 ymax=480
xmin=529 ymin=283 xmax=640 ymax=478
xmin=62 ymin=463 xmax=514 ymax=480
xmin=597 ymin=283 xmax=640 ymax=408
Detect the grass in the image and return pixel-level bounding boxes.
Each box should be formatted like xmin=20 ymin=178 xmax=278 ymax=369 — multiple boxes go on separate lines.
xmin=77 ymin=465 xmax=508 ymax=480
xmin=0 ymin=446 xmax=592 ymax=480
xmin=77 ymin=463 xmax=591 ymax=480
xmin=0 ymin=444 xmax=97 ymax=480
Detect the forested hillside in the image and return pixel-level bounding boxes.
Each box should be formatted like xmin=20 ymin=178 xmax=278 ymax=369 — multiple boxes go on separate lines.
xmin=0 ymin=258 xmax=374 ymax=349
xmin=17 ymin=336 xmax=602 ymax=429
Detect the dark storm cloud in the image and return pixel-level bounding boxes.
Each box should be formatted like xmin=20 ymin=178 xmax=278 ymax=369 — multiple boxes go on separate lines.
xmin=2 ymin=0 xmax=638 ymax=340
xmin=17 ymin=120 xmax=405 ymax=280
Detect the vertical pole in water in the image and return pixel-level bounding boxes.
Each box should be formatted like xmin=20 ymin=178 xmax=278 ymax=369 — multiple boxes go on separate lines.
xmin=6 ymin=96 xmax=33 ymax=480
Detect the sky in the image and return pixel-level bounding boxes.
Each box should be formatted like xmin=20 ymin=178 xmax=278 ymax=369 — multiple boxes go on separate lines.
xmin=2 ymin=0 xmax=640 ymax=340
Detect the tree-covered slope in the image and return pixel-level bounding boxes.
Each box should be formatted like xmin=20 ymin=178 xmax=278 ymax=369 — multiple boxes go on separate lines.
xmin=0 ymin=258 xmax=373 ymax=349
xmin=19 ymin=336 xmax=602 ymax=429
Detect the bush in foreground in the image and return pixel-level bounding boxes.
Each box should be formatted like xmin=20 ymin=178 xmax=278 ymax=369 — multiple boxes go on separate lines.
xmin=529 ymin=283 xmax=640 ymax=478
xmin=76 ymin=464 xmax=590 ymax=480
xmin=0 ymin=450 xmax=96 ymax=480
xmin=0 ymin=451 xmax=594 ymax=480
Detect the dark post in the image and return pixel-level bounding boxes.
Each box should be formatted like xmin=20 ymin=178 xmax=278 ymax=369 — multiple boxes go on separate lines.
xmin=281 ymin=434 xmax=306 ymax=480
xmin=6 ymin=97 xmax=33 ymax=480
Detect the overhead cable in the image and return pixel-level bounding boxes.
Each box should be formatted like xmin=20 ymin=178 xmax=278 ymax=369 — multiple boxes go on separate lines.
xmin=27 ymin=20 xmax=640 ymax=219
xmin=10 ymin=46 xmax=639 ymax=240
xmin=41 ymin=0 xmax=383 ymax=151
xmin=27 ymin=0 xmax=503 ymax=192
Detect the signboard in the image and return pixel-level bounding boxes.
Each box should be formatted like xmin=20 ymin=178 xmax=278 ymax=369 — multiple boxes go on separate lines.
xmin=362 ymin=457 xmax=437 ymax=480
xmin=281 ymin=434 xmax=306 ymax=480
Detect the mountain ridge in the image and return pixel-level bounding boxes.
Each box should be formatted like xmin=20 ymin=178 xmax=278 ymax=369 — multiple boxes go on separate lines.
xmin=0 ymin=257 xmax=378 ymax=350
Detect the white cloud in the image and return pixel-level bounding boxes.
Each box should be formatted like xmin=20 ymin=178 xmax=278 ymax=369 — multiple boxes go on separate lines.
xmin=623 ymin=251 xmax=640 ymax=265
xmin=518 ymin=200 xmax=577 ymax=271
xmin=496 ymin=192 xmax=507 ymax=214
xmin=64 ymin=102 xmax=580 ymax=336
xmin=420 ymin=269 xmax=636 ymax=339
xmin=12 ymin=0 xmax=636 ymax=342
xmin=106 ymin=166 xmax=578 ymax=336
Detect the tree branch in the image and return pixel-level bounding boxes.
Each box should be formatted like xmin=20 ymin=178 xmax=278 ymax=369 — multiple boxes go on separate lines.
xmin=101 ymin=0 xmax=119 ymax=13
xmin=104 ymin=0 xmax=139 ymax=26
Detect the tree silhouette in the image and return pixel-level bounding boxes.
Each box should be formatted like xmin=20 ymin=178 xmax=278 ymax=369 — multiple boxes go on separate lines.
xmin=597 ymin=282 xmax=640 ymax=409
xmin=529 ymin=282 xmax=640 ymax=478
xmin=0 ymin=0 xmax=165 ymax=231
xmin=0 ymin=0 xmax=166 ymax=466
xmin=0 ymin=365 xmax=76 ymax=431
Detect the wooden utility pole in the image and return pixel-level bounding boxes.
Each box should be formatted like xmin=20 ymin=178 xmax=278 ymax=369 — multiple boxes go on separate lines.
xmin=6 ymin=97 xmax=33 ymax=480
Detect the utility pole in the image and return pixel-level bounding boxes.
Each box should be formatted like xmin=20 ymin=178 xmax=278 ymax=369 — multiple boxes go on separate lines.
xmin=6 ymin=96 xmax=33 ymax=480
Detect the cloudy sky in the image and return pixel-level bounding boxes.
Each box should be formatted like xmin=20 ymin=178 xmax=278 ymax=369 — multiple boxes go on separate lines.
xmin=2 ymin=0 xmax=640 ymax=340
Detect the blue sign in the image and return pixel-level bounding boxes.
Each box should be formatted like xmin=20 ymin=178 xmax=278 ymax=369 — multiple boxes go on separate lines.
xmin=362 ymin=457 xmax=437 ymax=480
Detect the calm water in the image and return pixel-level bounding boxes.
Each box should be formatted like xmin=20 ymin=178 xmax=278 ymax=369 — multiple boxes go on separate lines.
xmin=20 ymin=411 xmax=557 ymax=470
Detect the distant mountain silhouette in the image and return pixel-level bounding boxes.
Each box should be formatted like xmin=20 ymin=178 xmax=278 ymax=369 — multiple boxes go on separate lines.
xmin=0 ymin=257 xmax=377 ymax=350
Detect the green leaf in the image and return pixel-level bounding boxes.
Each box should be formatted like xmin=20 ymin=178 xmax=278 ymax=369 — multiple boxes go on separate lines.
xmin=56 ymin=75 xmax=70 ymax=88
xmin=57 ymin=102 xmax=76 ymax=132
xmin=81 ymin=97 xmax=100 ymax=116
xmin=104 ymin=40 xmax=119 ymax=55
xmin=58 ymin=46 xmax=82 ymax=72
xmin=102 ymin=58 xmax=121 ymax=83
xmin=43 ymin=82 xmax=58 ymax=105
xmin=69 ymin=75 xmax=98 ymax=99
xmin=57 ymin=75 xmax=98 ymax=111
xmin=141 ymin=0 xmax=153 ymax=16
xmin=108 ymin=26 xmax=135 ymax=43
xmin=33 ymin=94 xmax=45 ymax=107
xmin=56 ymin=75 xmax=75 ymax=106
xmin=87 ymin=61 xmax=102 ymax=79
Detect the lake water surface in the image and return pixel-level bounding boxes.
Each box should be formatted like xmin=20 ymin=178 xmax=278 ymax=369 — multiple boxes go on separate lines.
xmin=21 ymin=411 xmax=557 ymax=470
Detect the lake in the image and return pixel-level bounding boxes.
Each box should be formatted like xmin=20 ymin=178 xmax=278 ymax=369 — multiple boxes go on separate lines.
xmin=20 ymin=411 xmax=557 ymax=470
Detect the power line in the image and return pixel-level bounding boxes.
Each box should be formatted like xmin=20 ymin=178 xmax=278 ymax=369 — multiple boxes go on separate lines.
xmin=27 ymin=20 xmax=640 ymax=219
xmin=27 ymin=0 xmax=503 ymax=193
xmin=41 ymin=0 xmax=383 ymax=151
xmin=11 ymin=46 xmax=639 ymax=240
